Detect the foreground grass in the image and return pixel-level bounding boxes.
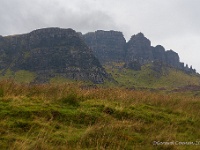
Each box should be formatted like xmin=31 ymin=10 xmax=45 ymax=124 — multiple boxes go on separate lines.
xmin=0 ymin=80 xmax=200 ymax=150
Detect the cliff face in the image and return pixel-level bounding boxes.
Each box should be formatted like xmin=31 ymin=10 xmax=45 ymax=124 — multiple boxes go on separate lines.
xmin=125 ymin=33 xmax=182 ymax=69
xmin=83 ymin=30 xmax=195 ymax=73
xmin=0 ymin=28 xmax=196 ymax=84
xmin=83 ymin=30 xmax=126 ymax=64
xmin=126 ymin=33 xmax=153 ymax=63
xmin=165 ymin=50 xmax=180 ymax=68
xmin=152 ymin=45 xmax=166 ymax=63
xmin=0 ymin=28 xmax=110 ymax=83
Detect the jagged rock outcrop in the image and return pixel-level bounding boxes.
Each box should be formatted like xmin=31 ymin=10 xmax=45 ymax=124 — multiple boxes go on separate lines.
xmin=152 ymin=45 xmax=181 ymax=69
xmin=184 ymin=64 xmax=196 ymax=74
xmin=152 ymin=45 xmax=166 ymax=63
xmin=126 ymin=33 xmax=181 ymax=69
xmin=83 ymin=30 xmax=196 ymax=74
xmin=83 ymin=30 xmax=126 ymax=64
xmin=0 ymin=28 xmax=110 ymax=83
xmin=1 ymin=27 xmax=195 ymax=82
xmin=125 ymin=33 xmax=153 ymax=63
xmin=165 ymin=50 xmax=180 ymax=68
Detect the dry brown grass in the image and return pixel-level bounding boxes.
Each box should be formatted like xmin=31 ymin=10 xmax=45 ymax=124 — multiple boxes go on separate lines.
xmin=0 ymin=80 xmax=200 ymax=149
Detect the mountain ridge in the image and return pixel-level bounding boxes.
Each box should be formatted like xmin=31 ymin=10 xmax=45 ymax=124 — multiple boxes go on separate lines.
xmin=0 ymin=27 xmax=110 ymax=83
xmin=83 ymin=30 xmax=196 ymax=74
xmin=0 ymin=27 xmax=198 ymax=86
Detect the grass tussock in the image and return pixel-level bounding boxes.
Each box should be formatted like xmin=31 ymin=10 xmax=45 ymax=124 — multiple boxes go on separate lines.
xmin=0 ymin=80 xmax=200 ymax=149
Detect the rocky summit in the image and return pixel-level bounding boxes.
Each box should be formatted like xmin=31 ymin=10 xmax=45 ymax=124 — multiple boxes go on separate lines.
xmin=125 ymin=33 xmax=181 ymax=69
xmin=0 ymin=27 xmax=197 ymax=84
xmin=126 ymin=33 xmax=153 ymax=63
xmin=83 ymin=31 xmax=196 ymax=74
xmin=0 ymin=28 xmax=110 ymax=83
xmin=83 ymin=30 xmax=126 ymax=64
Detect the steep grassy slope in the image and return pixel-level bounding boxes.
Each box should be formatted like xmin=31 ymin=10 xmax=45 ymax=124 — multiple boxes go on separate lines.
xmin=104 ymin=63 xmax=200 ymax=89
xmin=0 ymin=80 xmax=200 ymax=150
xmin=0 ymin=62 xmax=199 ymax=90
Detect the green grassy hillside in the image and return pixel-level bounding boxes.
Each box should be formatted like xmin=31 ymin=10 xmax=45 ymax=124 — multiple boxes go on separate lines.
xmin=0 ymin=80 xmax=200 ymax=150
xmin=1 ymin=62 xmax=199 ymax=90
xmin=104 ymin=62 xmax=200 ymax=89
xmin=0 ymin=70 xmax=36 ymax=83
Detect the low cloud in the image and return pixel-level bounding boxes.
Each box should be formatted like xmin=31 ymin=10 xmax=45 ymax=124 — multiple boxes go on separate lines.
xmin=0 ymin=0 xmax=199 ymax=71
xmin=0 ymin=0 xmax=117 ymax=35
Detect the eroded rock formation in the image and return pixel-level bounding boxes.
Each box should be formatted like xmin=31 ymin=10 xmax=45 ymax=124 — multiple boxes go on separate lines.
xmin=0 ymin=28 xmax=110 ymax=83
xmin=83 ymin=30 xmax=126 ymax=64
xmin=83 ymin=30 xmax=196 ymax=74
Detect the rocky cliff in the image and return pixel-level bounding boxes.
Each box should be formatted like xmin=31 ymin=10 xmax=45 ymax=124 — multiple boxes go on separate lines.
xmin=165 ymin=50 xmax=180 ymax=68
xmin=83 ymin=30 xmax=196 ymax=73
xmin=125 ymin=33 xmax=183 ymax=69
xmin=125 ymin=33 xmax=153 ymax=63
xmin=83 ymin=30 xmax=126 ymax=64
xmin=152 ymin=45 xmax=166 ymax=63
xmin=0 ymin=28 xmax=110 ymax=83
xmin=0 ymin=28 xmax=196 ymax=84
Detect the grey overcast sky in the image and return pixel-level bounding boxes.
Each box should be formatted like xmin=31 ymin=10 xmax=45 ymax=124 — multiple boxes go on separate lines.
xmin=0 ymin=0 xmax=200 ymax=71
